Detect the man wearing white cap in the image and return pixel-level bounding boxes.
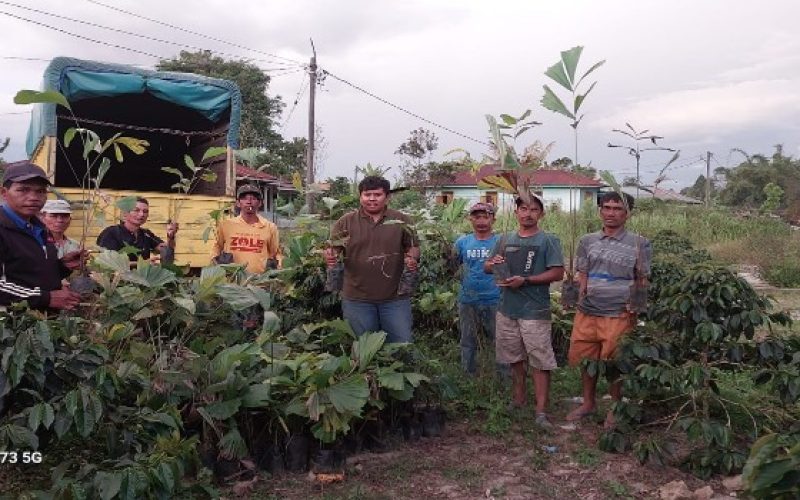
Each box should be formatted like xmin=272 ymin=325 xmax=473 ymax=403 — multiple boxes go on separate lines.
xmin=41 ymin=199 xmax=80 ymax=259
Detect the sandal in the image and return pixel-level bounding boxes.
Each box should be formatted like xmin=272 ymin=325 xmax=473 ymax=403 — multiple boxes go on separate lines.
xmin=566 ymin=408 xmax=597 ymax=422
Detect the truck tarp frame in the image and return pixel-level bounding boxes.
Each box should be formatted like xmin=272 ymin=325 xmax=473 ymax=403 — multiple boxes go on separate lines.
xmin=26 ymin=57 xmax=242 ymax=156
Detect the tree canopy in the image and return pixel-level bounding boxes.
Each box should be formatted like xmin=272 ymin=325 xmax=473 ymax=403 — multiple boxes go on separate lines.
xmin=157 ymin=50 xmax=285 ymax=150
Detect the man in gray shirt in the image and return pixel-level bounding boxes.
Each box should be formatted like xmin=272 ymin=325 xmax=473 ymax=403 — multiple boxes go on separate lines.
xmin=566 ymin=191 xmax=651 ymax=428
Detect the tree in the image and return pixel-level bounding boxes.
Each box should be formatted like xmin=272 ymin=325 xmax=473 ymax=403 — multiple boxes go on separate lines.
xmin=395 ymin=128 xmax=438 ymax=163
xmin=157 ymin=51 xmax=285 ymax=150
xmin=761 ymin=182 xmax=783 ymax=214
xmin=0 ymin=137 xmax=8 ymax=166
xmin=719 ymin=145 xmax=800 ymax=210
xmin=681 ymin=175 xmax=714 ymax=200
xmin=326 ymin=176 xmax=352 ymax=199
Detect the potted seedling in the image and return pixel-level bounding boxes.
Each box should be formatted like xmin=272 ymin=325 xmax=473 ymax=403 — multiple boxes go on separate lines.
xmin=161 ymin=146 xmax=226 ymax=265
xmin=540 ymin=46 xmax=605 ymax=308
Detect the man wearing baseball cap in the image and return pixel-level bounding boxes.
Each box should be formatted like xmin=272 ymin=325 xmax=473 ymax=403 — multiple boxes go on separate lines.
xmin=41 ymin=199 xmax=80 ymax=259
xmin=211 ymin=184 xmax=282 ymax=272
xmin=454 ymin=202 xmax=504 ymax=376
xmin=0 ymin=161 xmax=83 ymax=311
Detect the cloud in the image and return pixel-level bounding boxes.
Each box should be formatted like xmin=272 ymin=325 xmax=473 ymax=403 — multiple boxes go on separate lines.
xmin=590 ymin=79 xmax=800 ymax=141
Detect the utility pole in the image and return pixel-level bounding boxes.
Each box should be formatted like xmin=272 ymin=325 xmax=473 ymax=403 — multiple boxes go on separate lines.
xmin=306 ymin=39 xmax=317 ymax=213
xmin=705 ymin=151 xmax=712 ymax=209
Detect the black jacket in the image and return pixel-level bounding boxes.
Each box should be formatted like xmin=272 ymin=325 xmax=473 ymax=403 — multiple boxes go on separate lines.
xmin=0 ymin=209 xmax=69 ymax=310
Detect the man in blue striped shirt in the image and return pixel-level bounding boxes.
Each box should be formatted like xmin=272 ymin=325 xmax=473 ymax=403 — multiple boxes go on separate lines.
xmin=566 ymin=191 xmax=651 ymax=427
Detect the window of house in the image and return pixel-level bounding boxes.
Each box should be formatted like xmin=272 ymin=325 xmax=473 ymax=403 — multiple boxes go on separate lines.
xmin=481 ymin=191 xmax=498 ymax=207
xmin=437 ymin=191 xmax=454 ymax=205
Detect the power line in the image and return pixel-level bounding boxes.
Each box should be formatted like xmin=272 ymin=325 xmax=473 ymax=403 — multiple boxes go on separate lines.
xmin=322 ymin=69 xmax=490 ymax=147
xmin=86 ymin=0 xmax=304 ymax=67
xmin=0 ymin=10 xmax=163 ymax=58
xmin=281 ymin=72 xmax=308 ymax=130
xmin=0 ymin=111 xmax=29 ymax=115
xmin=0 ymin=1 xmax=299 ymax=71
xmin=0 ymin=55 xmax=50 ymax=61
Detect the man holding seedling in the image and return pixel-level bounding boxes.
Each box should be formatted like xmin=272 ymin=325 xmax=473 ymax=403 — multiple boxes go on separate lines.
xmin=455 ymin=202 xmax=503 ymax=375
xmin=97 ymin=197 xmax=178 ymax=262
xmin=484 ymin=193 xmax=564 ymax=427
xmin=0 ymin=161 xmax=84 ymax=311
xmin=324 ymin=176 xmax=419 ymax=343
xmin=566 ymin=191 xmax=651 ymax=428
xmin=211 ymin=184 xmax=282 ymax=272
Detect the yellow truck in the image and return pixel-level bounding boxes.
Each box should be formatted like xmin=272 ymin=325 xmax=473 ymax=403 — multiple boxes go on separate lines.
xmin=27 ymin=57 xmax=241 ymax=267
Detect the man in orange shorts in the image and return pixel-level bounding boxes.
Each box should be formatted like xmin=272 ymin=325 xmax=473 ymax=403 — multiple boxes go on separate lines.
xmin=566 ymin=192 xmax=651 ymax=427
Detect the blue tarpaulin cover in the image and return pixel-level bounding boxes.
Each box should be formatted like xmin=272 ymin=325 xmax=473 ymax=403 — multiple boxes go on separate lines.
xmin=26 ymin=57 xmax=242 ymax=155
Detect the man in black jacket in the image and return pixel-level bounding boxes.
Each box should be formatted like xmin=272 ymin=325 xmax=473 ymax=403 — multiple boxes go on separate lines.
xmin=0 ymin=161 xmax=83 ymax=311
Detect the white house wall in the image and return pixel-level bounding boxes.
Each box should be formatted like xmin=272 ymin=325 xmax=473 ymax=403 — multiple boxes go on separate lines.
xmin=433 ymin=186 xmax=597 ymax=211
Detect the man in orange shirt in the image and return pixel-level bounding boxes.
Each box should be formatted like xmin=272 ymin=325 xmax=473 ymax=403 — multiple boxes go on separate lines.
xmin=211 ymin=184 xmax=281 ymax=272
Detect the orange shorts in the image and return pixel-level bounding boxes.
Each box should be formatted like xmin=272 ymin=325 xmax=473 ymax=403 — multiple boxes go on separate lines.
xmin=567 ymin=311 xmax=635 ymax=366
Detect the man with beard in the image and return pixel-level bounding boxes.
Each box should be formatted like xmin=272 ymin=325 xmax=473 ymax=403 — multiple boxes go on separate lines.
xmin=0 ymin=161 xmax=84 ymax=311
xmin=324 ymin=176 xmax=420 ymax=343
xmin=97 ymin=197 xmax=178 ymax=262
xmin=485 ymin=193 xmax=564 ymax=427
xmin=211 ymin=184 xmax=282 ymax=272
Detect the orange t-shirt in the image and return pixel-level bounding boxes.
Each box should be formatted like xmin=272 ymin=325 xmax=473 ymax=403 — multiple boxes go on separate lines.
xmin=211 ymin=215 xmax=282 ymax=273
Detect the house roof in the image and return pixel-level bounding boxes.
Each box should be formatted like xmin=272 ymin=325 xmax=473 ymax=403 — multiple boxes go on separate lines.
xmin=444 ymin=165 xmax=604 ymax=188
xmin=235 ymin=164 xmax=299 ymax=192
xmin=236 ymin=164 xmax=276 ymax=182
xmin=620 ymin=186 xmax=703 ymax=204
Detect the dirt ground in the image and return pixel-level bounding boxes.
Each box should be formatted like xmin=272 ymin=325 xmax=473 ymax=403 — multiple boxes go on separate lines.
xmin=236 ymin=414 xmax=733 ymax=500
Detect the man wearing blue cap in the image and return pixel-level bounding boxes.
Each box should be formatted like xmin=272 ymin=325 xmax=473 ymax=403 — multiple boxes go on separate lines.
xmin=0 ymin=161 xmax=84 ymax=311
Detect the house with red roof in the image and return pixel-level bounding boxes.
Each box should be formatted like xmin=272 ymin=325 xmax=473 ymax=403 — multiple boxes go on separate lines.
xmin=428 ymin=164 xmax=605 ymax=211
xmin=235 ymin=164 xmax=298 ymax=216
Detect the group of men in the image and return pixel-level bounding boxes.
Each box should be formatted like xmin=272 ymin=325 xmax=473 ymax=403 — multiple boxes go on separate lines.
xmin=1 ymin=161 xmax=649 ymax=428
xmin=456 ymin=190 xmax=650 ymax=428
xmin=0 ymin=161 xmax=284 ymax=312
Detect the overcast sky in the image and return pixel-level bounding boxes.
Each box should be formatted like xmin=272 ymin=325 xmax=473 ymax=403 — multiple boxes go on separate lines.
xmin=2 ymin=0 xmax=799 ymax=189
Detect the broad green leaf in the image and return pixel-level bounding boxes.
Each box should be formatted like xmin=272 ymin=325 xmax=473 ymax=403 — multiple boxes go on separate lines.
xmin=113 ymin=143 xmax=123 ymax=163
xmin=203 ymin=398 xmax=241 ymax=420
xmin=306 ymin=391 xmax=321 ymax=420
xmin=241 ymin=384 xmax=272 ymax=408
xmin=322 ymin=197 xmax=340 ymax=211
xmin=544 ymin=61 xmax=572 ymax=91
xmin=574 ymin=81 xmax=598 ymax=113
xmin=499 ymin=113 xmax=517 ymax=125
xmin=14 ymin=89 xmax=71 ymax=110
xmin=95 ymin=471 xmax=122 ymax=500
xmin=1 ymin=424 xmax=38 ymax=448
xmin=202 ymin=146 xmax=227 ymax=162
xmin=219 ymin=428 xmax=248 ymax=459
xmin=404 ymin=372 xmax=429 ymax=387
xmin=200 ymin=170 xmax=217 ymax=183
xmin=576 ymin=59 xmax=606 ymax=88
xmin=83 ymin=136 xmax=100 ymax=160
xmin=353 ymin=331 xmax=387 ymax=370
xmin=64 ymin=127 xmax=77 ymax=147
xmin=377 ymin=371 xmax=405 ymax=390
xmin=41 ymin=403 xmax=55 ymax=429
xmin=184 ymin=154 xmax=196 ymax=172
xmin=96 ymin=157 xmax=111 ymax=186
xmin=91 ymin=249 xmax=131 ymax=273
xmin=115 ymin=196 xmax=138 ymax=212
xmin=217 ymin=284 xmax=259 ymax=310
xmin=115 ymin=137 xmax=148 ymax=155
xmin=201 ymin=226 xmax=213 ymax=243
xmin=519 ymin=109 xmax=532 ymax=121
xmin=161 ymin=167 xmax=184 ymax=178
xmin=560 ymin=46 xmax=584 ymax=86
xmin=173 ymin=296 xmax=196 ymax=314
xmin=123 ymin=263 xmax=176 ymax=288
xmin=325 ymin=374 xmax=369 ymax=414
xmin=28 ymin=403 xmax=44 ymax=431
xmin=541 ymin=85 xmax=575 ymax=119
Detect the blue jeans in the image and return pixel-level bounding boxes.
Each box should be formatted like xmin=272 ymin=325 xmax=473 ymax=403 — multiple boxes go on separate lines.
xmin=342 ymin=298 xmax=413 ymax=343
xmin=459 ymin=302 xmax=507 ymax=375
